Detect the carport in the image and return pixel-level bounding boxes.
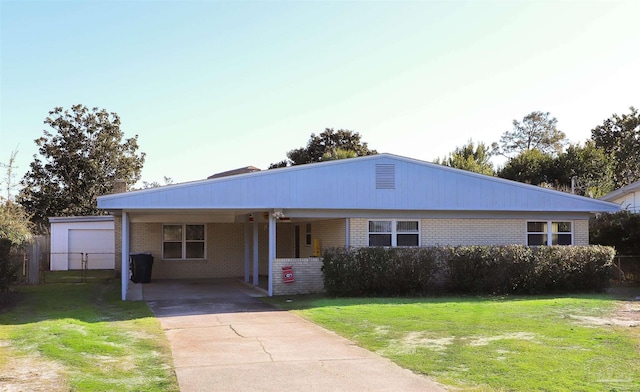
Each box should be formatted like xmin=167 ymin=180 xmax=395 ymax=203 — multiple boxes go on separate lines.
xmin=127 ymin=277 xmax=267 ymax=302
xmin=112 ymin=208 xmax=328 ymax=301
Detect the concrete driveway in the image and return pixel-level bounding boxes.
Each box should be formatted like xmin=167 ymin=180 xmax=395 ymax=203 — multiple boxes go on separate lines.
xmin=144 ymin=279 xmax=446 ymax=392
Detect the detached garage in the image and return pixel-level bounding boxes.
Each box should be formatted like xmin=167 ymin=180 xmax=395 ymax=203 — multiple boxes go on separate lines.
xmin=49 ymin=216 xmax=115 ymax=271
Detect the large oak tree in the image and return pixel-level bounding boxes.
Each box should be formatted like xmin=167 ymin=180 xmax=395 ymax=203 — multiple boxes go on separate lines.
xmin=18 ymin=105 xmax=145 ymax=231
xmin=493 ymin=111 xmax=567 ymax=157
xmin=269 ymin=128 xmax=377 ymax=168
xmin=591 ymin=106 xmax=640 ymax=188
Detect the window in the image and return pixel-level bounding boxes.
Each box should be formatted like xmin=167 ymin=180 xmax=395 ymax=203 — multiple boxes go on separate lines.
xmin=368 ymin=220 xmax=419 ymax=247
xmin=163 ymin=224 xmax=205 ymax=259
xmin=305 ymin=223 xmax=312 ymax=246
xmin=527 ymin=221 xmax=572 ymax=246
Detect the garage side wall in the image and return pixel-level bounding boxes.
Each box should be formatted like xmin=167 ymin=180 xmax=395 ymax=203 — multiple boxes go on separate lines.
xmin=114 ymin=215 xmax=122 ymax=272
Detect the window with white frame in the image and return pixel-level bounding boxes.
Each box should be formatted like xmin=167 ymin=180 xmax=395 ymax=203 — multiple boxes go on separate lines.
xmin=305 ymin=223 xmax=312 ymax=246
xmin=163 ymin=224 xmax=206 ymax=259
xmin=526 ymin=221 xmax=572 ymax=246
xmin=368 ymin=220 xmax=419 ymax=247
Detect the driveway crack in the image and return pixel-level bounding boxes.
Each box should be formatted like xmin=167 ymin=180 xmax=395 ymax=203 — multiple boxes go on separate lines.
xmin=229 ymin=325 xmax=245 ymax=338
xmin=257 ymin=338 xmax=274 ymax=361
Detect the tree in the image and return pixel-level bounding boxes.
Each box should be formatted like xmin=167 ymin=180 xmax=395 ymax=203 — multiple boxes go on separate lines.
xmin=269 ymin=128 xmax=377 ymax=168
xmin=554 ymin=141 xmax=614 ymax=198
xmin=0 ymin=202 xmax=32 ymax=246
xmin=321 ymin=148 xmax=357 ymax=162
xmin=0 ymin=149 xmax=20 ymax=201
xmin=497 ymin=141 xmax=614 ymax=197
xmin=591 ymin=107 xmax=640 ymax=188
xmin=17 ymin=105 xmax=145 ymax=231
xmin=590 ymin=211 xmax=640 ymax=256
xmin=0 ymin=150 xmax=32 ymax=245
xmin=434 ymin=140 xmax=494 ymax=175
xmin=497 ymin=149 xmax=555 ymax=185
xmin=493 ymin=111 xmax=567 ymax=156
xmin=1 ymin=152 xmax=32 ymax=294
xmin=138 ymin=176 xmax=174 ymax=190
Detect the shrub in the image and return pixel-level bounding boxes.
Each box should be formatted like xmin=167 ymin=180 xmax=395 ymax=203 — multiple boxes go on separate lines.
xmin=447 ymin=245 xmax=535 ymax=294
xmin=590 ymin=211 xmax=640 ymax=255
xmin=322 ymin=245 xmax=615 ymax=296
xmin=0 ymin=239 xmax=20 ymax=293
xmin=0 ymin=202 xmax=32 ymax=293
xmin=532 ymin=245 xmax=615 ymax=292
xmin=322 ymin=247 xmax=443 ymax=296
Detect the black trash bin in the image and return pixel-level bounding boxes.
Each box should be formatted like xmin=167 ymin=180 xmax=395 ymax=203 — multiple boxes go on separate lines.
xmin=130 ymin=253 xmax=153 ymax=283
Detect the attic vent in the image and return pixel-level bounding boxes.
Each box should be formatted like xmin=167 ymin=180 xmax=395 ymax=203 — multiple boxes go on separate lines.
xmin=376 ymin=164 xmax=395 ymax=189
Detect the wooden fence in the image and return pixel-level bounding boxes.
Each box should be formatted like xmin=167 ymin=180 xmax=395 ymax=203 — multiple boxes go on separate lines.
xmin=10 ymin=235 xmax=50 ymax=284
xmin=613 ymin=255 xmax=640 ymax=283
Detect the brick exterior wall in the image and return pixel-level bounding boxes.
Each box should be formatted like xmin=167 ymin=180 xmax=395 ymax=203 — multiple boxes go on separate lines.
xmin=350 ymin=218 xmax=368 ymax=248
xmin=114 ymin=215 xmax=590 ymax=286
xmin=574 ymin=220 xmax=589 ymax=245
xmin=272 ymin=257 xmax=325 ymax=295
xmin=423 ymin=218 xmax=524 ymax=246
xmin=350 ymin=218 xmax=589 ymax=247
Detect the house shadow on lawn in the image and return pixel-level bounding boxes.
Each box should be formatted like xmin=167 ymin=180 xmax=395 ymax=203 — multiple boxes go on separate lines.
xmin=606 ymin=283 xmax=640 ymax=300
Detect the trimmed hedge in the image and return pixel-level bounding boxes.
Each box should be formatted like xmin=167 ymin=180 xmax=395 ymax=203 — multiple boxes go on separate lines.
xmin=322 ymin=245 xmax=615 ymax=296
xmin=322 ymin=247 xmax=445 ymax=296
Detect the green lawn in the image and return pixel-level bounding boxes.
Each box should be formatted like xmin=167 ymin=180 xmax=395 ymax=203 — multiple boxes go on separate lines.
xmin=41 ymin=269 xmax=117 ymax=283
xmin=266 ymin=295 xmax=640 ymax=391
xmin=0 ymin=281 xmax=178 ymax=391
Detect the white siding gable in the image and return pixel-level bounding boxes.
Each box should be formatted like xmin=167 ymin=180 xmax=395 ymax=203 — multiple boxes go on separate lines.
xmin=600 ymin=180 xmax=640 ymax=213
xmin=98 ymin=154 xmax=620 ymax=214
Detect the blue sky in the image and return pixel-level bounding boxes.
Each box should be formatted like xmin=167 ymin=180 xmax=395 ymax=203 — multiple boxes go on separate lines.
xmin=1 ymin=0 xmax=638 ymax=187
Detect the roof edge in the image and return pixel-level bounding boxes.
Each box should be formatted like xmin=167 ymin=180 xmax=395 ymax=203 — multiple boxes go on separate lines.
xmin=600 ymin=180 xmax=640 ymax=202
xmin=49 ymin=215 xmax=115 ymax=223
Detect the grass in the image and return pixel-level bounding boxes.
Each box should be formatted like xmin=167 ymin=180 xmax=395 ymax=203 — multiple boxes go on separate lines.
xmin=41 ymin=269 xmax=117 ymax=283
xmin=265 ymin=294 xmax=640 ymax=391
xmin=0 ymin=280 xmax=179 ymax=391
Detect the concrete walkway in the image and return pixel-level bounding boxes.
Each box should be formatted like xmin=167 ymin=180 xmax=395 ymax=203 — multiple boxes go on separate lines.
xmin=144 ymin=279 xmax=446 ymax=392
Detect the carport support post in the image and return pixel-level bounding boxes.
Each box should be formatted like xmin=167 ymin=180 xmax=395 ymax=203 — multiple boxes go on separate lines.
xmin=244 ymin=214 xmax=250 ymax=283
xmin=252 ymin=219 xmax=259 ymax=286
xmin=121 ymin=212 xmax=129 ymax=301
xmin=268 ymin=212 xmax=276 ymax=297
xmin=345 ymin=218 xmax=350 ymax=248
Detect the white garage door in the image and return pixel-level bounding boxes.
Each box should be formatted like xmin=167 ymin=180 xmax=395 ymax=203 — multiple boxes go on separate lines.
xmin=68 ymin=229 xmax=115 ymax=270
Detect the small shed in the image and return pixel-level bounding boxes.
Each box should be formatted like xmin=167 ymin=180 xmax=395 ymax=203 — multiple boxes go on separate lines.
xmin=49 ymin=216 xmax=115 ymax=271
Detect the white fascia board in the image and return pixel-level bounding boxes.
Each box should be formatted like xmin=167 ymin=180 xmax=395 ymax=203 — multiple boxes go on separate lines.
xmin=282 ymin=209 xmax=595 ymax=220
xmin=600 ymin=180 xmax=640 ymax=202
xmin=48 ymin=215 xmax=115 ymax=223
